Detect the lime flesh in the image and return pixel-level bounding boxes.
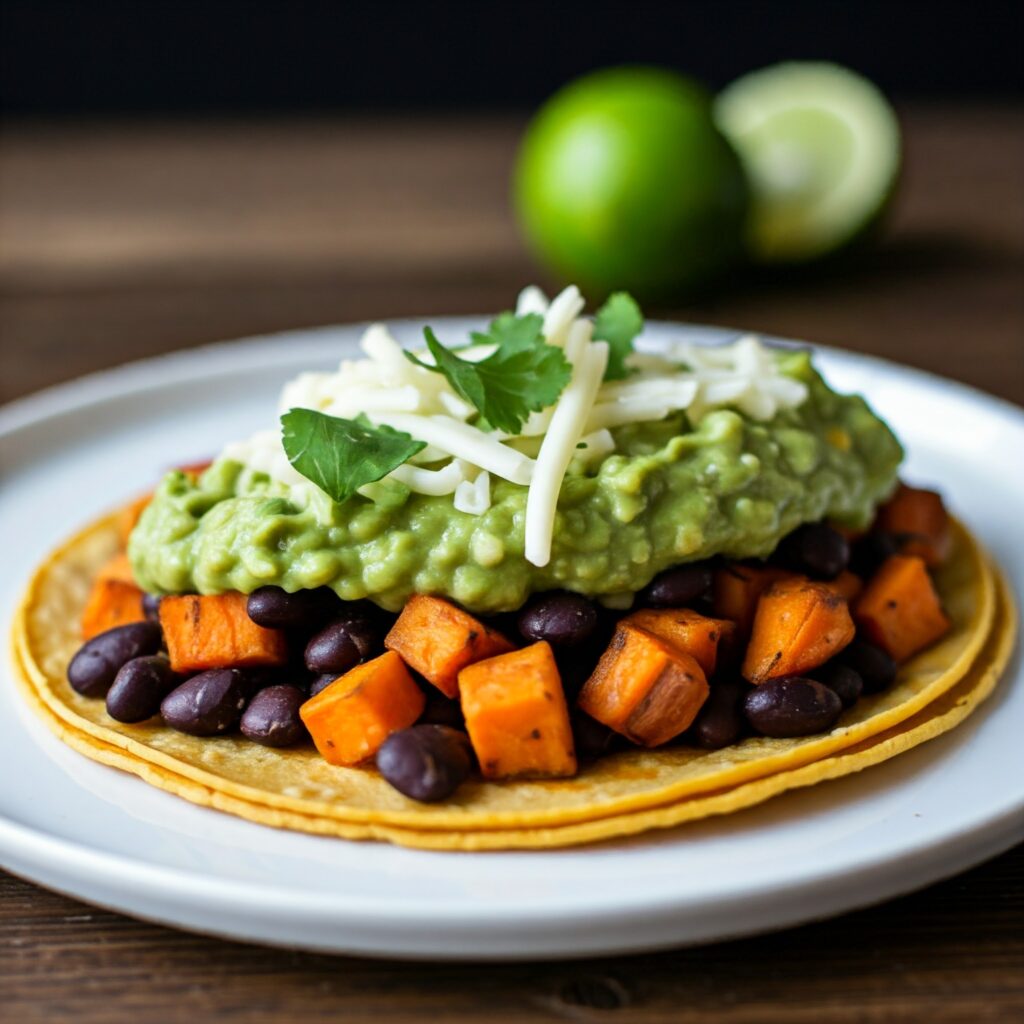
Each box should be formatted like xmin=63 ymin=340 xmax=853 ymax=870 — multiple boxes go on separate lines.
xmin=715 ymin=62 xmax=901 ymax=264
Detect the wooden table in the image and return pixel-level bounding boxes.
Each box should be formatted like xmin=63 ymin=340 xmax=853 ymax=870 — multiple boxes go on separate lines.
xmin=1 ymin=106 xmax=1022 ymax=1022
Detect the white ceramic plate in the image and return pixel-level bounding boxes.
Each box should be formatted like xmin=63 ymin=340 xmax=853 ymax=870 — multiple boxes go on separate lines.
xmin=1 ymin=319 xmax=1021 ymax=960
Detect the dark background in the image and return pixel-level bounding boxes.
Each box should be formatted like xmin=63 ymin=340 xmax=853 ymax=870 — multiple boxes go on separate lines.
xmin=2 ymin=0 xmax=1023 ymax=119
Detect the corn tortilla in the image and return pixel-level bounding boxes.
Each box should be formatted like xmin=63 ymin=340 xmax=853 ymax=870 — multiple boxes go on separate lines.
xmin=11 ymin=568 xmax=1015 ymax=850
xmin=10 ymin=509 xmax=1007 ymax=843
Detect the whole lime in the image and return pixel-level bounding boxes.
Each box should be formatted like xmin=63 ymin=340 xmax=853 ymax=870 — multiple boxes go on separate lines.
xmin=514 ymin=66 xmax=749 ymax=300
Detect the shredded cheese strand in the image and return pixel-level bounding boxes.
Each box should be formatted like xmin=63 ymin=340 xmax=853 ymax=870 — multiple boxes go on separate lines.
xmin=524 ymin=324 xmax=609 ymax=567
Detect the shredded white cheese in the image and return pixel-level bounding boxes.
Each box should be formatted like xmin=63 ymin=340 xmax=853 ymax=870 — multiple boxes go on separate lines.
xmin=525 ymin=323 xmax=609 ymax=567
xmin=221 ymin=284 xmax=809 ymax=567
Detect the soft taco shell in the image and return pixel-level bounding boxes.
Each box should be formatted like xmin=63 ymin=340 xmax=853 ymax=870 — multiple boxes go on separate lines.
xmin=11 ymin=509 xmax=1003 ymax=838
xmin=11 ymin=569 xmax=1015 ymax=850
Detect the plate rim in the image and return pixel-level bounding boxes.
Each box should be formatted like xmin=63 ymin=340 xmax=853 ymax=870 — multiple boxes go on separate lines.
xmin=2 ymin=317 xmax=1022 ymax=955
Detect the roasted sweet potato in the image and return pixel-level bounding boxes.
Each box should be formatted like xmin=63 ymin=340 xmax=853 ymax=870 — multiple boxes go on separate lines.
xmin=81 ymin=578 xmax=146 ymax=639
xmin=117 ymin=463 xmax=210 ymax=547
xmin=823 ymin=570 xmax=864 ymax=604
xmin=98 ymin=552 xmax=137 ymax=584
xmin=300 ymin=651 xmax=425 ymax=766
xmin=713 ymin=564 xmax=796 ymax=634
xmin=854 ymin=555 xmax=951 ymax=662
xmin=624 ymin=608 xmax=735 ymax=677
xmin=875 ymin=484 xmax=951 ymax=566
xmin=118 ymin=493 xmax=153 ymax=547
xmin=578 ymin=624 xmax=709 ymax=748
xmin=176 ymin=459 xmax=213 ymax=479
xmin=159 ymin=592 xmax=288 ymax=673
xmin=742 ymin=578 xmax=856 ymax=683
xmin=458 ymin=641 xmax=576 ymax=779
xmin=385 ymin=594 xmax=514 ymax=698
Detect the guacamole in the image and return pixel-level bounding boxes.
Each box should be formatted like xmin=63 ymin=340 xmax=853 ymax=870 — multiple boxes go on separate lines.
xmin=129 ymin=352 xmax=902 ymax=613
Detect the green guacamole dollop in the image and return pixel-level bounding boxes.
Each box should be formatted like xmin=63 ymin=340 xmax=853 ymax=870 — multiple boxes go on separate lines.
xmin=129 ymin=351 xmax=902 ymax=613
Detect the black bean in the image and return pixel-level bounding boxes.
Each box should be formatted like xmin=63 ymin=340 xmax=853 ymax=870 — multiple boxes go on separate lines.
xmin=517 ymin=591 xmax=600 ymax=649
xmin=849 ymin=530 xmax=902 ymax=578
xmin=67 ymin=621 xmax=164 ymax=698
xmin=376 ymin=725 xmax=473 ymax=802
xmin=160 ymin=669 xmax=246 ymax=736
xmin=572 ymin=712 xmax=624 ymax=762
xmin=105 ymin=655 xmax=180 ymax=723
xmin=557 ymin=655 xmax=598 ymax=703
xmin=418 ymin=690 xmax=465 ymax=730
xmin=691 ymin=679 xmax=747 ymax=749
xmin=240 ymin=685 xmax=307 ymax=747
xmin=233 ymin=666 xmax=289 ymax=700
xmin=813 ymin=661 xmax=864 ymax=708
xmin=778 ymin=523 xmax=850 ymax=580
xmin=309 ymin=673 xmax=340 ymax=698
xmin=638 ymin=562 xmax=714 ymax=608
xmin=142 ymin=593 xmax=162 ymax=622
xmin=839 ymin=639 xmax=898 ymax=693
xmin=743 ymin=677 xmax=843 ymax=738
xmin=304 ymin=621 xmax=363 ymax=675
xmin=246 ymin=585 xmax=340 ymax=629
xmin=332 ymin=614 xmax=381 ymax=660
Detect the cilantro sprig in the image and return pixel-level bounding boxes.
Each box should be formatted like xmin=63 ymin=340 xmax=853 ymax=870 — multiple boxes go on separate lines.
xmin=593 ymin=292 xmax=644 ymax=381
xmin=281 ymin=409 xmax=425 ymax=504
xmin=405 ymin=313 xmax=571 ymax=434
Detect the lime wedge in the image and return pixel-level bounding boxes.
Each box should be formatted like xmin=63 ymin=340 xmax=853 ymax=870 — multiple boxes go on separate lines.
xmin=714 ymin=62 xmax=900 ymax=263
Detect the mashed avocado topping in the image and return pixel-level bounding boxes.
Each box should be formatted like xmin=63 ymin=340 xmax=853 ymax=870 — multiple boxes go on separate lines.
xmin=130 ymin=339 xmax=902 ymax=613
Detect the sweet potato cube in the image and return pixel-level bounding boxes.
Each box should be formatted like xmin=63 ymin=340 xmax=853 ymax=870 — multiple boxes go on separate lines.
xmin=742 ymin=578 xmax=856 ymax=683
xmin=81 ymin=578 xmax=146 ymax=639
xmin=823 ymin=570 xmax=864 ymax=604
xmin=300 ymin=651 xmax=425 ymax=766
xmin=854 ymin=555 xmax=951 ymax=663
xmin=159 ymin=592 xmax=288 ymax=673
xmin=875 ymin=484 xmax=952 ymax=566
xmin=118 ymin=492 xmax=153 ymax=546
xmin=458 ymin=641 xmax=576 ymax=779
xmin=713 ymin=563 xmax=796 ymax=633
xmin=578 ymin=624 xmax=710 ymax=748
xmin=385 ymin=594 xmax=514 ymax=698
xmin=96 ymin=552 xmax=138 ymax=585
xmin=624 ymin=608 xmax=735 ymax=677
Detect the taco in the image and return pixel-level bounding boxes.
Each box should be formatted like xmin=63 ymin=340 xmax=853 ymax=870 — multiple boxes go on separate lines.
xmin=11 ymin=285 xmax=1016 ymax=849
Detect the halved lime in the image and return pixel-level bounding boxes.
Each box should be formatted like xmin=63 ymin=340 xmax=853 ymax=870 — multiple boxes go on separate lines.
xmin=714 ymin=62 xmax=901 ymax=264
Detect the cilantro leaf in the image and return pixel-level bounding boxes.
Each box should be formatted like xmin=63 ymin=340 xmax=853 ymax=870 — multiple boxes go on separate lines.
xmin=470 ymin=311 xmax=545 ymax=353
xmin=280 ymin=408 xmax=425 ymax=504
xmin=406 ymin=321 xmax=571 ymax=435
xmin=593 ymin=292 xmax=644 ymax=381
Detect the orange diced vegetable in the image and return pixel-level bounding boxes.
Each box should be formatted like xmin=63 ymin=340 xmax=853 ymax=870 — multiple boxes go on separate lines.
xmin=159 ymin=592 xmax=288 ymax=673
xmin=385 ymin=594 xmax=514 ymax=698
xmin=854 ymin=555 xmax=951 ymax=662
xmin=176 ymin=459 xmax=213 ymax=479
xmin=118 ymin=493 xmax=153 ymax=546
xmin=624 ymin=607 xmax=735 ymax=677
xmin=116 ymin=463 xmax=210 ymax=547
xmin=578 ymin=624 xmax=709 ymax=747
xmin=875 ymin=484 xmax=952 ymax=566
xmin=823 ymin=570 xmax=864 ymax=604
xmin=300 ymin=651 xmax=425 ymax=766
xmin=81 ymin=579 xmax=146 ymax=639
xmin=97 ymin=552 xmax=138 ymax=585
xmin=713 ymin=563 xmax=797 ymax=634
xmin=459 ymin=641 xmax=576 ymax=779
xmin=742 ymin=578 xmax=856 ymax=683
xmin=829 ymin=522 xmax=867 ymax=543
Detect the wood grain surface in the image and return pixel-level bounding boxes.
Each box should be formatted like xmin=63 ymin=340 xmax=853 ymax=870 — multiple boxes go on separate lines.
xmin=1 ymin=105 xmax=1022 ymax=1022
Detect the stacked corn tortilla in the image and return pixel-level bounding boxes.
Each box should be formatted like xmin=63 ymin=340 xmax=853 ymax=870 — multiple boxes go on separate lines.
xmin=11 ymin=512 xmax=1016 ymax=850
